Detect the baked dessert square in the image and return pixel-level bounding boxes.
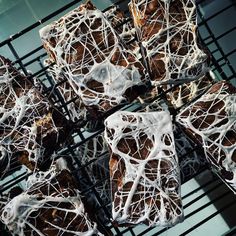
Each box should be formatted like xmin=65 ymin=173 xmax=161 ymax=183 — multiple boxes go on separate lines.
xmin=40 ymin=1 xmax=149 ymax=118
xmin=129 ymin=0 xmax=209 ymax=85
xmin=0 ymin=169 xmax=102 ymax=235
xmin=105 ymin=111 xmax=183 ymax=226
xmin=0 ymin=55 xmax=70 ymax=172
xmin=177 ymin=81 xmax=236 ymax=190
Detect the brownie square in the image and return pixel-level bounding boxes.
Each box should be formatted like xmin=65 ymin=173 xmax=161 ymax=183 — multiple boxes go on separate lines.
xmin=177 ymin=81 xmax=236 ymax=190
xmin=0 ymin=55 xmax=70 ymax=172
xmin=40 ymin=1 xmax=149 ymax=118
xmin=0 ymin=169 xmax=102 ymax=235
xmin=129 ymin=0 xmax=209 ymax=85
xmin=105 ymin=111 xmax=183 ymax=226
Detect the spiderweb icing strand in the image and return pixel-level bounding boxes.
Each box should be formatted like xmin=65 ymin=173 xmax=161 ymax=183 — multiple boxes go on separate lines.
xmin=173 ymin=125 xmax=206 ymax=181
xmin=47 ymin=64 xmax=87 ymax=122
xmin=40 ymin=2 xmax=149 ymax=117
xmin=104 ymin=111 xmax=183 ymax=226
xmin=75 ymin=134 xmax=111 ymax=205
xmin=129 ymin=0 xmax=209 ymax=85
xmin=0 ymin=170 xmax=102 ymax=236
xmin=177 ymin=81 xmax=236 ymax=189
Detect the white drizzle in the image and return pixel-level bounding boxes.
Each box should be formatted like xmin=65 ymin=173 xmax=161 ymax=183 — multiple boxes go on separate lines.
xmin=0 ymin=170 xmax=103 ymax=236
xmin=47 ymin=64 xmax=88 ymax=122
xmin=129 ymin=0 xmax=209 ymax=85
xmin=104 ymin=111 xmax=183 ymax=226
xmin=39 ymin=2 xmax=149 ymax=115
xmin=75 ymin=133 xmax=111 ymax=204
xmin=177 ymin=81 xmax=236 ymax=190
xmin=174 ymin=126 xmax=206 ymax=180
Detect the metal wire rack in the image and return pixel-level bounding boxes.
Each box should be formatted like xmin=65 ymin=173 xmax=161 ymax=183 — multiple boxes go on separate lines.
xmin=0 ymin=0 xmax=236 ymax=235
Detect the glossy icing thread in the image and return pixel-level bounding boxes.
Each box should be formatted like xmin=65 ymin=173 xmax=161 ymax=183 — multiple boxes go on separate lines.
xmin=129 ymin=0 xmax=209 ymax=85
xmin=47 ymin=64 xmax=88 ymax=122
xmin=177 ymin=81 xmax=236 ymax=189
xmin=75 ymin=133 xmax=111 ymax=205
xmin=104 ymin=111 xmax=183 ymax=226
xmin=40 ymin=2 xmax=149 ymax=116
xmin=0 ymin=170 xmax=102 ymax=236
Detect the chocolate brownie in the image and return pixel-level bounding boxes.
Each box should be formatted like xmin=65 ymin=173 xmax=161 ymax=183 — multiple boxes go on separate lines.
xmin=0 ymin=55 xmax=70 ymax=172
xmin=104 ymin=111 xmax=183 ymax=226
xmin=177 ymin=81 xmax=236 ymax=190
xmin=40 ymin=1 xmax=149 ymax=118
xmin=129 ymin=0 xmax=209 ymax=85
xmin=0 ymin=169 xmax=102 ymax=235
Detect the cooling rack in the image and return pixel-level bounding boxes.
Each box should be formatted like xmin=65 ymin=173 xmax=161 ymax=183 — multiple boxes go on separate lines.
xmin=0 ymin=0 xmax=236 ymax=235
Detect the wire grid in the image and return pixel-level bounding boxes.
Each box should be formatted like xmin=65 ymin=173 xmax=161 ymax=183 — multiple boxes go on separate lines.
xmin=0 ymin=0 xmax=236 ymax=235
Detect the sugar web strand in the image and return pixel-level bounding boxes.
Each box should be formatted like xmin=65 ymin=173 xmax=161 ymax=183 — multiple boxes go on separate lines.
xmin=104 ymin=111 xmax=183 ymax=226
xmin=47 ymin=63 xmax=88 ymax=122
xmin=40 ymin=2 xmax=149 ymax=117
xmin=0 ymin=56 xmax=69 ymax=173
xmin=129 ymin=0 xmax=209 ymax=85
xmin=0 ymin=170 xmax=103 ymax=236
xmin=75 ymin=134 xmax=111 ymax=206
xmin=174 ymin=126 xmax=206 ymax=181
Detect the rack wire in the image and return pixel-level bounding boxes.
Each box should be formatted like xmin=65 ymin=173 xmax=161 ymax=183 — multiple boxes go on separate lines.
xmin=0 ymin=0 xmax=236 ymax=235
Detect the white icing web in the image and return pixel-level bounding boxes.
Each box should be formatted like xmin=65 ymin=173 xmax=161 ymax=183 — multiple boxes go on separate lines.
xmin=47 ymin=64 xmax=88 ymax=122
xmin=0 ymin=146 xmax=21 ymax=179
xmin=165 ymin=72 xmax=214 ymax=108
xmin=76 ymin=134 xmax=108 ymax=162
xmin=0 ymin=56 xmax=68 ymax=172
xmin=104 ymin=111 xmax=183 ymax=226
xmin=0 ymin=170 xmax=102 ymax=236
xmin=138 ymin=94 xmax=206 ymax=181
xmin=39 ymin=1 xmax=149 ymax=117
xmin=129 ymin=0 xmax=209 ymax=85
xmin=177 ymin=81 xmax=236 ymax=190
